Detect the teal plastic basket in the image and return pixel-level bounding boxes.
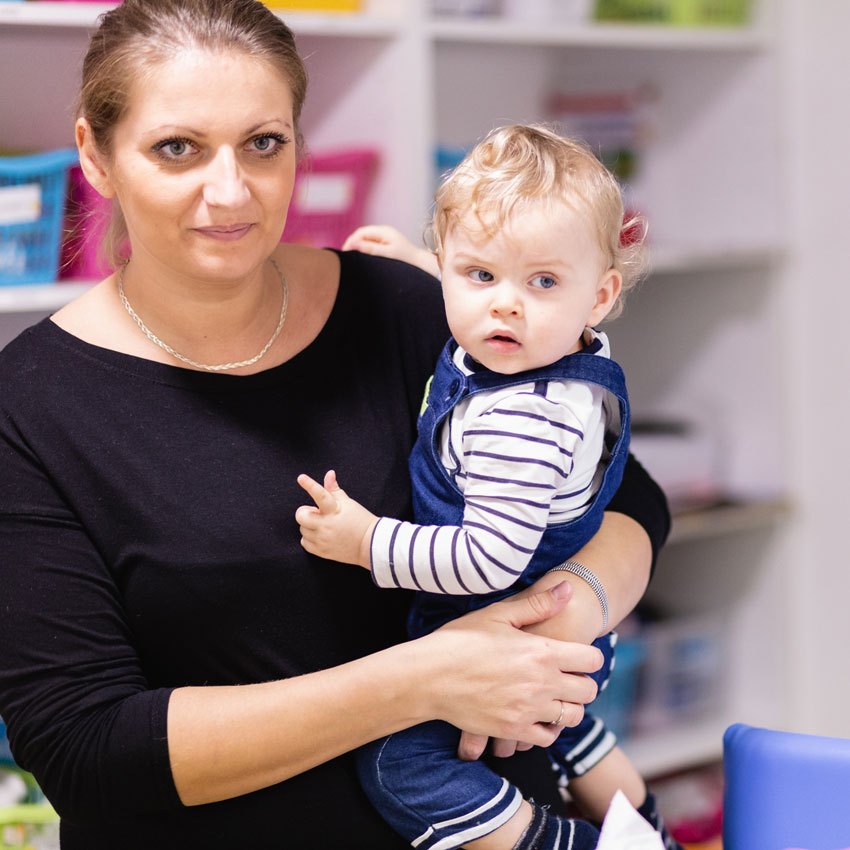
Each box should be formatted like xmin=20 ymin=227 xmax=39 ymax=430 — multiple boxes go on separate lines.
xmin=0 ymin=148 xmax=79 ymax=286
xmin=592 ymin=635 xmax=646 ymax=742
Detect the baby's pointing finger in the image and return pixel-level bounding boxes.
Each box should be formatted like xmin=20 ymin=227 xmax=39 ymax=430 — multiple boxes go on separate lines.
xmin=296 ymin=474 xmax=339 ymax=514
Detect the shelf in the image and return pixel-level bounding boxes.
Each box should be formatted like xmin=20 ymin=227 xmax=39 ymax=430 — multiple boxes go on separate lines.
xmin=0 ymin=281 xmax=92 ymax=313
xmin=0 ymin=2 xmax=402 ymax=36
xmin=428 ymin=16 xmax=769 ymax=51
xmin=623 ymin=716 xmax=727 ymax=777
xmin=0 ymin=1 xmax=114 ymax=27
xmin=0 ymin=243 xmax=775 ymax=313
xmin=649 ymin=245 xmax=778 ymax=276
xmin=667 ymin=496 xmax=790 ymax=545
xmin=1 ymin=3 xmax=767 ymax=48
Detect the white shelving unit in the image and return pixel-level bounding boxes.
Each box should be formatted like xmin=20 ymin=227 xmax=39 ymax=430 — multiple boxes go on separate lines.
xmin=1 ymin=0 xmax=793 ymax=778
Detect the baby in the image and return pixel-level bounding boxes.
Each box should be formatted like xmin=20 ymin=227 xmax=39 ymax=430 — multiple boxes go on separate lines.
xmin=297 ymin=124 xmax=679 ymax=850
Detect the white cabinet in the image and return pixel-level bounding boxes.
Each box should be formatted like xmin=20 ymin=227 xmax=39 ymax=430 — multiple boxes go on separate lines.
xmin=0 ymin=0 xmax=792 ymax=776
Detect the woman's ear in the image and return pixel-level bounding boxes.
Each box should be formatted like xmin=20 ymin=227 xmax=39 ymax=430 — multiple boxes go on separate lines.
xmin=588 ymin=268 xmax=622 ymax=326
xmin=75 ymin=117 xmax=115 ymax=199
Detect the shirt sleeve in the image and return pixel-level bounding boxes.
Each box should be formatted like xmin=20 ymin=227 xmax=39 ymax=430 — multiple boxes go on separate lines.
xmin=606 ymin=452 xmax=671 ymax=578
xmin=0 ymin=428 xmax=181 ymax=821
xmin=370 ymin=390 xmax=591 ymax=593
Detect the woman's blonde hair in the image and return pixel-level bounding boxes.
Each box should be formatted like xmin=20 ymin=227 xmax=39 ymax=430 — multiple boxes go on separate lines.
xmin=77 ymin=0 xmax=308 ymax=269
xmin=429 ymin=124 xmax=648 ymax=319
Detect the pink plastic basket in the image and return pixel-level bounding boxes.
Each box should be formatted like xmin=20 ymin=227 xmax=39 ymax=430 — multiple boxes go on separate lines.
xmin=282 ymin=148 xmax=379 ymax=249
xmin=60 ymin=165 xmax=111 ymax=280
xmin=60 ymin=148 xmax=379 ymax=278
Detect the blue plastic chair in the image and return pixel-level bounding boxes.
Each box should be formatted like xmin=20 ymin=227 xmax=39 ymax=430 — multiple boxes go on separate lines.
xmin=723 ymin=723 xmax=850 ymax=850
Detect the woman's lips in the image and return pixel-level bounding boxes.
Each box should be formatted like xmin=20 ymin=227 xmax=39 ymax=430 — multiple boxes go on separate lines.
xmin=194 ymin=223 xmax=255 ymax=242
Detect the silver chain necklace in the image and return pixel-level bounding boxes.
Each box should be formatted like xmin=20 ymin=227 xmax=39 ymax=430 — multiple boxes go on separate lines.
xmin=117 ymin=259 xmax=288 ymax=372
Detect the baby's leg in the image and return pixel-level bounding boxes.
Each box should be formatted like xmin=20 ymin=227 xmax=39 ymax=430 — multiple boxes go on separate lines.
xmin=466 ymin=800 xmax=600 ymax=850
xmin=566 ymin=745 xmax=645 ymax=820
xmin=357 ymin=721 xmax=601 ymax=850
xmin=553 ymin=746 xmax=684 ymax=850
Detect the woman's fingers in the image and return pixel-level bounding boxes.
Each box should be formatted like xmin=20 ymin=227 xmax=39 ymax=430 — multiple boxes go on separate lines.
xmin=457 ymin=731 xmax=489 ymax=762
xmin=495 ymin=580 xmax=574 ymax=630
xmin=490 ymin=738 xmax=519 ymax=758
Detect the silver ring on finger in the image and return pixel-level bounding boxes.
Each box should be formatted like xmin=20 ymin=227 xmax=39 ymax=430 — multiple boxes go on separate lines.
xmin=550 ymin=700 xmax=565 ymax=726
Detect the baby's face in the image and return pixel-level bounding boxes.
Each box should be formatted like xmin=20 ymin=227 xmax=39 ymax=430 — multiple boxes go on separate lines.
xmin=439 ymin=203 xmax=620 ymax=374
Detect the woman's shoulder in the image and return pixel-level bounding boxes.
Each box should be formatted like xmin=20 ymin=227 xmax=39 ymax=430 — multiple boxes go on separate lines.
xmin=336 ymin=248 xmax=446 ymax=328
xmin=0 ymin=317 xmax=56 ymax=375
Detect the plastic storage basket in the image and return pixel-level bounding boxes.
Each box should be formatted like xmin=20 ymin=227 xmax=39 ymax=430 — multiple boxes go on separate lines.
xmin=590 ymin=635 xmax=645 ymax=742
xmin=594 ymin=0 xmax=751 ymax=25
xmin=0 ymin=148 xmax=79 ymax=286
xmin=282 ymin=148 xmax=378 ymax=250
xmin=60 ymin=165 xmax=112 ymax=281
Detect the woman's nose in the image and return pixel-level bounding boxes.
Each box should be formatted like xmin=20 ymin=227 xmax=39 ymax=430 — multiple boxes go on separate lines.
xmin=202 ymin=148 xmax=251 ymax=207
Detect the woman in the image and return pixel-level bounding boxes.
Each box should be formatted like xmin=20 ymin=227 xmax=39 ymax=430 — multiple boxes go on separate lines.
xmin=0 ymin=1 xmax=668 ymax=847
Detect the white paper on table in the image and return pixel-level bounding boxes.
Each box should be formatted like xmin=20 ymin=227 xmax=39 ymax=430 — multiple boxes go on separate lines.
xmin=596 ymin=789 xmax=665 ymax=850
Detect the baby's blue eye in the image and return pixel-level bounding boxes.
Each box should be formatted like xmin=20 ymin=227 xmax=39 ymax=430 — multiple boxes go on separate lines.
xmin=469 ymin=269 xmax=494 ymax=283
xmin=530 ymin=275 xmax=556 ymax=290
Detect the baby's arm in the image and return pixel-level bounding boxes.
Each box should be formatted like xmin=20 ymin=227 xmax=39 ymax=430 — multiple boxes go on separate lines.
xmin=371 ymin=392 xmax=581 ymax=593
xmin=342 ymin=225 xmax=440 ymax=278
xmin=295 ymin=471 xmax=378 ymax=569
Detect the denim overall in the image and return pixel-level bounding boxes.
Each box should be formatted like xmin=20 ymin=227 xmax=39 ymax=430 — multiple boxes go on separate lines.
xmin=356 ymin=338 xmax=632 ymax=850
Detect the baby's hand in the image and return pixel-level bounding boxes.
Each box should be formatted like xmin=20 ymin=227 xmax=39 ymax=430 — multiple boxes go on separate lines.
xmin=342 ymin=225 xmax=440 ymax=278
xmin=295 ymin=470 xmax=377 ymax=569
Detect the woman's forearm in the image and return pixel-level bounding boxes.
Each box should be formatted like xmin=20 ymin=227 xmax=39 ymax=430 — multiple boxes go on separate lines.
xmin=168 ymin=584 xmax=604 ymax=806
xmin=518 ymin=511 xmax=652 ymax=645
xmin=168 ymin=640 xmax=427 ymax=805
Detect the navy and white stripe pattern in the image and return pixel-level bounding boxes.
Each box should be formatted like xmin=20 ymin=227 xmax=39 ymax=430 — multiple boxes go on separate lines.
xmin=371 ymin=331 xmax=612 ymax=593
xmin=411 ymin=778 xmax=522 ymax=850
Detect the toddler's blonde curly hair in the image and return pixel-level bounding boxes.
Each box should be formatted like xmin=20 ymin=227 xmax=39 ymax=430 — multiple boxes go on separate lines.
xmin=428 ymin=124 xmax=648 ymax=320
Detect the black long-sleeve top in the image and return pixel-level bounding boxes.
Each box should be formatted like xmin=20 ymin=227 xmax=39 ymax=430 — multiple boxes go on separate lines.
xmin=0 ymin=250 xmax=669 ymax=848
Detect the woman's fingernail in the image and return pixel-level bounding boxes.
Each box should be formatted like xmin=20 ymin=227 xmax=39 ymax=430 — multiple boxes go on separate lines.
xmin=551 ymin=580 xmax=571 ymax=600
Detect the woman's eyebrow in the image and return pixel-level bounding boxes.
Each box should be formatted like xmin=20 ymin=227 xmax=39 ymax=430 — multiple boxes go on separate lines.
xmin=145 ymin=118 xmax=292 ymax=138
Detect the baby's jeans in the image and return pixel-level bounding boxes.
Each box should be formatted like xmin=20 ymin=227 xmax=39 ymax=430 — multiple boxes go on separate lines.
xmin=356 ymin=633 xmax=617 ymax=850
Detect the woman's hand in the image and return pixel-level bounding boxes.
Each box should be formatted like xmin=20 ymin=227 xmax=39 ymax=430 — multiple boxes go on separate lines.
xmin=454 ymin=511 xmax=654 ymax=760
xmin=342 ymin=225 xmax=440 ymax=278
xmin=422 ymin=581 xmax=602 ymax=750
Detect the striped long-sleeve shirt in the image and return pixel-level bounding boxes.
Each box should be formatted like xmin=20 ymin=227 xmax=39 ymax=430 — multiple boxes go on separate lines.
xmin=370 ymin=332 xmax=613 ymax=594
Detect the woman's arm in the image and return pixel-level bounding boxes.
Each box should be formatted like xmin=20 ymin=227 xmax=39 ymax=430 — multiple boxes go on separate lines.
xmin=517 ymin=510 xmax=652 ymax=644
xmin=0 ymin=429 xmax=599 ymax=821
xmin=523 ymin=451 xmax=671 ymax=643
xmin=168 ymin=581 xmax=602 ymax=805
xmin=458 ymin=453 xmax=669 ymax=760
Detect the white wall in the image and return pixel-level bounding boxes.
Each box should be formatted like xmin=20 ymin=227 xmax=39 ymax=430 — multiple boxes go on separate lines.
xmin=780 ymin=0 xmax=850 ymax=736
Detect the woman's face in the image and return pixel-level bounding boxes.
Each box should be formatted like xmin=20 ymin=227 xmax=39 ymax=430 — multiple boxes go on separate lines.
xmin=101 ymin=48 xmax=297 ymax=282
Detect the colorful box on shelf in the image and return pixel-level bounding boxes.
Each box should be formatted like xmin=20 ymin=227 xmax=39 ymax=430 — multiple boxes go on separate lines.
xmin=282 ymin=148 xmax=378 ymax=250
xmin=60 ymin=165 xmax=112 ymax=281
xmin=0 ymin=148 xmax=79 ymax=286
xmin=592 ymin=635 xmax=646 ymax=743
xmin=594 ymin=0 xmax=751 ymax=26
xmin=261 ymin=1 xmax=361 ymax=12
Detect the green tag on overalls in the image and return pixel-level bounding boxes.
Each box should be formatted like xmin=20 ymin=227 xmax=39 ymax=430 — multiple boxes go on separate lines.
xmin=419 ymin=374 xmax=434 ymax=417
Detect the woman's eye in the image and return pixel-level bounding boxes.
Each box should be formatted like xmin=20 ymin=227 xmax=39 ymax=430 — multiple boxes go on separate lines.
xmin=530 ymin=275 xmax=557 ymax=290
xmin=248 ymin=133 xmax=288 ymax=156
xmin=152 ymin=138 xmax=196 ymax=161
xmin=469 ymin=269 xmax=494 ymax=283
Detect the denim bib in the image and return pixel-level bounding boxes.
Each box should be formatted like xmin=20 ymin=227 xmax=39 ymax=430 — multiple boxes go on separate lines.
xmin=407 ymin=337 xmax=630 ymax=638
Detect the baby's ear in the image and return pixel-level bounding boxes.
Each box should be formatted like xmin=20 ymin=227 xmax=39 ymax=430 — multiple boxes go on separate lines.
xmin=588 ymin=268 xmax=622 ymax=325
xmin=75 ymin=117 xmax=116 ymax=199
